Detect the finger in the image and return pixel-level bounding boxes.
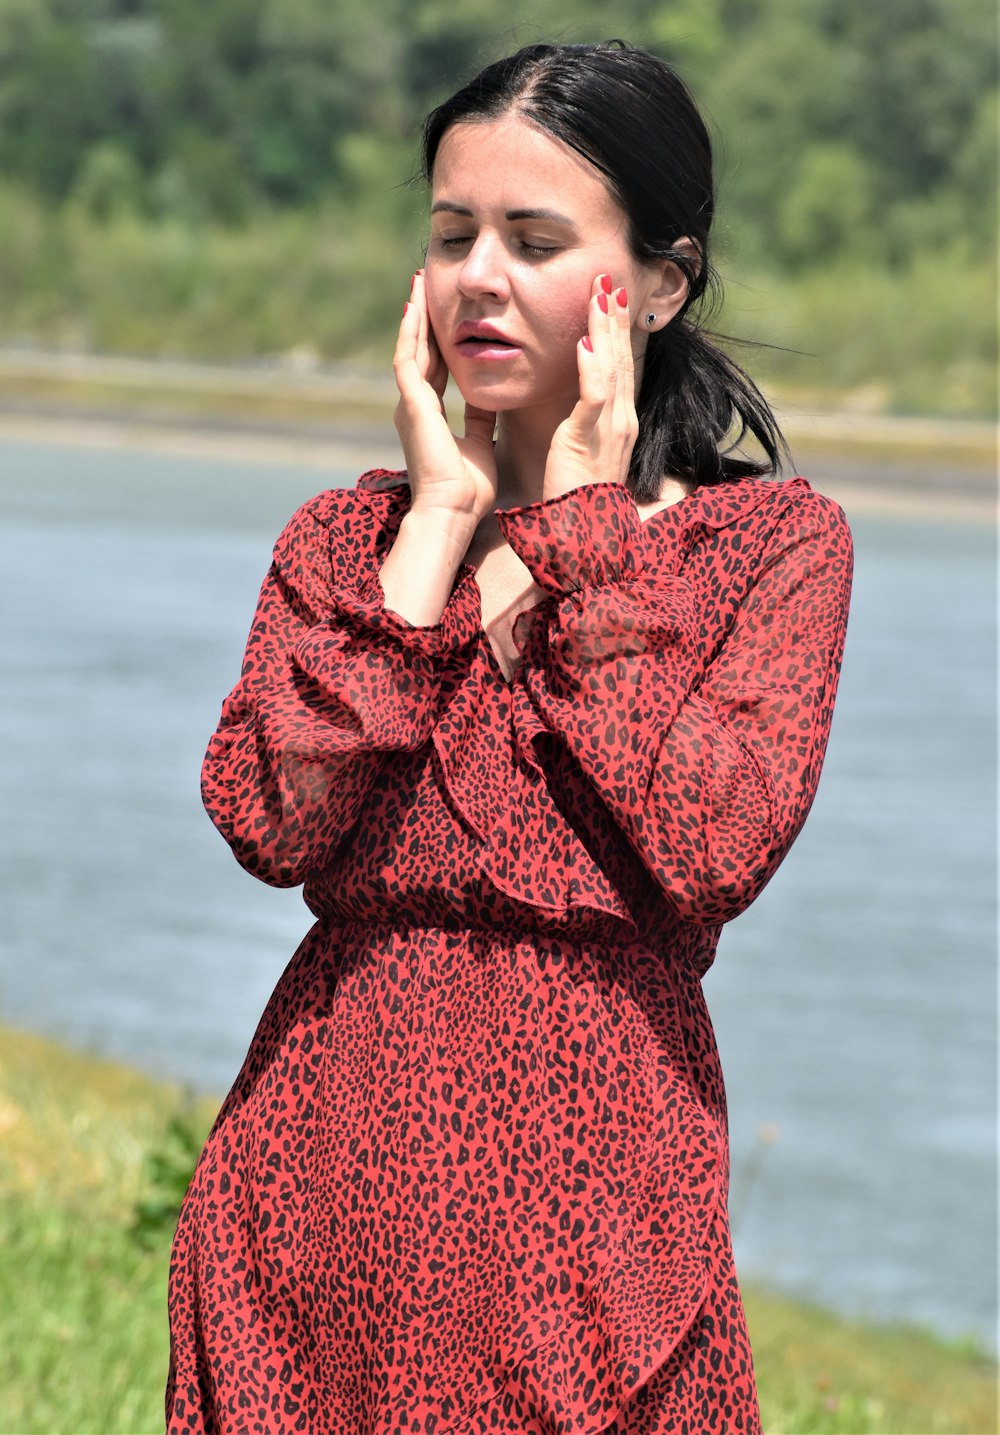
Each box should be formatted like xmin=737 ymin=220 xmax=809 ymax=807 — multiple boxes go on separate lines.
xmin=393 ymin=282 xmax=423 ymax=398
xmin=575 ymin=331 xmax=606 ymax=415
xmin=612 ymin=285 xmax=634 ymax=374
xmin=611 ymin=284 xmax=636 ymax=420
xmin=589 ymin=271 xmax=613 ymax=304
xmin=587 ymin=281 xmax=617 ymax=396
xmin=411 ymin=270 xmax=431 ymax=376
xmin=609 ymin=286 xmax=639 ymax=466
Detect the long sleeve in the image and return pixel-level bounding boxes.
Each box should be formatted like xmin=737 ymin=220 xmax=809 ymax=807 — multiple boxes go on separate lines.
xmin=201 ymin=495 xmax=481 ymax=887
xmin=498 ymin=480 xmax=853 ymax=928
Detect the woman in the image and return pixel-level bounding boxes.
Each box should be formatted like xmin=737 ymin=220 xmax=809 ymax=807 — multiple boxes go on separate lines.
xmin=167 ymin=41 xmax=852 ymax=1434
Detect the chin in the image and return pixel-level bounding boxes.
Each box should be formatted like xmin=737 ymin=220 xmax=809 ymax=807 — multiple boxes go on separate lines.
xmin=447 ymin=373 xmax=531 ymax=411
xmin=448 ymin=368 xmax=578 ymax=417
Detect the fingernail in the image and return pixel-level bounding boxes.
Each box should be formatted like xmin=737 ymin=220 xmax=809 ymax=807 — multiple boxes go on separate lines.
xmin=600 ymin=274 xmax=613 ymax=294
xmin=597 ymin=293 xmax=609 ymax=314
xmin=582 ymin=336 xmax=593 ymax=351
xmin=617 ymin=287 xmax=629 ymax=308
xmin=403 ymin=302 xmax=409 ymax=316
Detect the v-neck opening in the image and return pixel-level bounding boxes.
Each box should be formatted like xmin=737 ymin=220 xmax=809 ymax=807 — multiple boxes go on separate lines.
xmin=459 ymin=561 xmax=523 ymax=689
xmin=481 ymin=633 xmax=517 ymax=688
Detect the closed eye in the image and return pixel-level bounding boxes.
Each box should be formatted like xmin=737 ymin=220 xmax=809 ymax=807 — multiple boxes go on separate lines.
xmin=432 ymin=235 xmax=559 ymax=258
xmin=436 ymin=235 xmax=473 ymax=250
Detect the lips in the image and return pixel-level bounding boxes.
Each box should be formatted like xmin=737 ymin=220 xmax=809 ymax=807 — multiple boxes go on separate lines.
xmin=453 ymin=321 xmax=522 ymax=359
xmin=455 ymin=321 xmax=516 ymax=344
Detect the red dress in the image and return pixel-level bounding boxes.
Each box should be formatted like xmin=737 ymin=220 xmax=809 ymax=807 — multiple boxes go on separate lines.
xmin=166 ymin=472 xmax=853 ymax=1434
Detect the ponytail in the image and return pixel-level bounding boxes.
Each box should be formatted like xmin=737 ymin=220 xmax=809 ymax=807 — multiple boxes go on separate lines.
xmin=629 ymin=318 xmax=790 ymax=501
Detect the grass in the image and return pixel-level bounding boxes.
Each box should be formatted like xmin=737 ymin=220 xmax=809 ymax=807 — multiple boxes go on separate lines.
xmin=0 ymin=1029 xmax=218 ymax=1434
xmin=0 ymin=1025 xmax=995 ymax=1434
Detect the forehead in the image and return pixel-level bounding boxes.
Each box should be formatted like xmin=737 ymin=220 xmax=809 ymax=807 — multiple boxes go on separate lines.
xmin=431 ymin=115 xmax=620 ymax=222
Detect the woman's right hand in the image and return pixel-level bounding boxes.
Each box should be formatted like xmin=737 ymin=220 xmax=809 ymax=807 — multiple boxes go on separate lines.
xmin=393 ymin=271 xmax=498 ymax=527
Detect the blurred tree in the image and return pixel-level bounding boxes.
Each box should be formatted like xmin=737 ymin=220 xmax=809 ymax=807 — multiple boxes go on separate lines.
xmin=0 ymin=0 xmax=992 ymax=264
xmin=952 ymin=90 xmax=999 ymax=253
xmin=0 ymin=22 xmax=110 ymax=195
xmin=777 ymin=144 xmax=875 ymax=268
xmin=72 ymin=139 xmax=144 ymax=219
xmin=818 ymin=0 xmax=996 ymax=197
xmin=647 ymin=0 xmax=725 ymax=78
xmin=701 ymin=4 xmax=852 ymax=266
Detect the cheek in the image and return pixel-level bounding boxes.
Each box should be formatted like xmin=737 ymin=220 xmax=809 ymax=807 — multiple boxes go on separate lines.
xmin=530 ymin=278 xmax=593 ymax=352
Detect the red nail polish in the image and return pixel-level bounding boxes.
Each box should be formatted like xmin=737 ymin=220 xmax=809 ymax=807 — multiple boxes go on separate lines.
xmin=597 ymin=293 xmax=609 ymax=314
xmin=582 ymin=336 xmax=593 ymax=351
xmin=600 ymin=274 xmax=613 ymax=294
xmin=403 ymin=302 xmax=409 ymax=316
xmin=617 ymin=287 xmax=629 ymax=308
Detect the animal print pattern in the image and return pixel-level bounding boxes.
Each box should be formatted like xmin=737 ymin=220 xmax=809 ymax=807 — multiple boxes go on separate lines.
xmin=166 ymin=471 xmax=853 ymax=1433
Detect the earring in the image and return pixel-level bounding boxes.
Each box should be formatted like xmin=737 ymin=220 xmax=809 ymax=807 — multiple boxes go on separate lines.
xmin=646 ymin=313 xmax=656 ymax=328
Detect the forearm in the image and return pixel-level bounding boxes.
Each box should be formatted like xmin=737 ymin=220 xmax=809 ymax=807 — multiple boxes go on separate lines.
xmin=378 ymin=505 xmax=479 ymax=628
xmin=499 ymin=480 xmax=852 ymax=926
xmin=203 ymin=490 xmax=486 ymax=887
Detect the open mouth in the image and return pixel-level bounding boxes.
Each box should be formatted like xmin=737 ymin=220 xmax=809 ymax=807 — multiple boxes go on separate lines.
xmin=455 ymin=335 xmax=521 ymax=357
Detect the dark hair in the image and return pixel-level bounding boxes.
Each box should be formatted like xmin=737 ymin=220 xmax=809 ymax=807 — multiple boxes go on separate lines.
xmin=422 ymin=41 xmax=789 ymax=498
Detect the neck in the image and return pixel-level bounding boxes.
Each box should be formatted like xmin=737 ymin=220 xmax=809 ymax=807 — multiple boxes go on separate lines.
xmin=490 ymin=350 xmax=651 ymax=512
xmin=492 ymin=405 xmax=564 ymax=510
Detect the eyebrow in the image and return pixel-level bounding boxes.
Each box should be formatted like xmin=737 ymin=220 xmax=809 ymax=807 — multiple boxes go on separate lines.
xmin=430 ymin=201 xmax=578 ymax=228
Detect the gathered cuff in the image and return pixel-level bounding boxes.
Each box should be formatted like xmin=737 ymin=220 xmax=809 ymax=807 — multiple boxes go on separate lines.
xmin=284 ymin=567 xmax=481 ymax=753
xmin=497 ymin=483 xmax=649 ymax=596
xmin=326 ymin=565 xmax=483 ymax=657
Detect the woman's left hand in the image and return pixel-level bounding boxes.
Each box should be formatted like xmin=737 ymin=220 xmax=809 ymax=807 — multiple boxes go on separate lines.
xmin=542 ymin=275 xmax=639 ymax=502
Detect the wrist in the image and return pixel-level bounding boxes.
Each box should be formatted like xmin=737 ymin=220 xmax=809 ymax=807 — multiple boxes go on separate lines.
xmin=379 ymin=506 xmax=476 ymax=629
xmin=403 ymin=503 xmax=481 ymax=560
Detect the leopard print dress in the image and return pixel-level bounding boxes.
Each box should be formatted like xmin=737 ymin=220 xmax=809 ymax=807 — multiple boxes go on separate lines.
xmin=166 ymin=472 xmax=853 ymax=1433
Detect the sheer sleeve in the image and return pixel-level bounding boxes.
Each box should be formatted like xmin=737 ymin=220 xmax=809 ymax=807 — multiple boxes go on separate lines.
xmin=201 ymin=495 xmax=481 ymax=888
xmin=499 ymin=480 xmax=853 ymax=926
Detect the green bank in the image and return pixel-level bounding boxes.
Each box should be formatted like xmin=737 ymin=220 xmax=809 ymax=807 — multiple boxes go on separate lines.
xmin=0 ymin=0 xmax=995 ymax=424
xmin=0 ymin=185 xmax=995 ymax=422
xmin=0 ymin=1026 xmax=994 ymax=1435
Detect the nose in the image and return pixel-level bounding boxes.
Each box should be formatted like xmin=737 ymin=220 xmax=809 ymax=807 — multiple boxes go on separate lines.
xmin=457 ymin=231 xmax=510 ymax=302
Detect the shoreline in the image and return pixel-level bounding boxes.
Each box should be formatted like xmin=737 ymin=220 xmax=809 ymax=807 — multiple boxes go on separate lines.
xmin=1 ymin=405 xmax=994 ymax=525
xmin=0 ymin=346 xmax=994 ymax=523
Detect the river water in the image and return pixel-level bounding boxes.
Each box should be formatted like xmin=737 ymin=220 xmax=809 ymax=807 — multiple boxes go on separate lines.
xmin=0 ymin=439 xmax=995 ymax=1349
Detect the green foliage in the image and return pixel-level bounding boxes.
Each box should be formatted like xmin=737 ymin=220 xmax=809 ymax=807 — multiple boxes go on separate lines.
xmin=131 ymin=1111 xmax=206 ymax=1249
xmin=777 ymin=144 xmax=875 ymax=268
xmin=0 ymin=2 xmax=995 ymax=411
xmin=0 ymin=1197 xmax=173 ymax=1434
xmin=719 ymin=246 xmax=998 ymax=416
xmin=72 ymin=140 xmax=144 ymax=220
xmin=0 ymin=0 xmax=994 ymax=258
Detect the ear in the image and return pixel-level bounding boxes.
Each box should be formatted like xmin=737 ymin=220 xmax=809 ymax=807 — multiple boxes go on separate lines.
xmin=640 ymin=236 xmax=701 ymax=332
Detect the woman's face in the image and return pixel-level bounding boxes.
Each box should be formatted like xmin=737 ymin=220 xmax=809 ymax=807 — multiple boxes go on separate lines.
xmin=424 ymin=115 xmax=658 ymax=419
